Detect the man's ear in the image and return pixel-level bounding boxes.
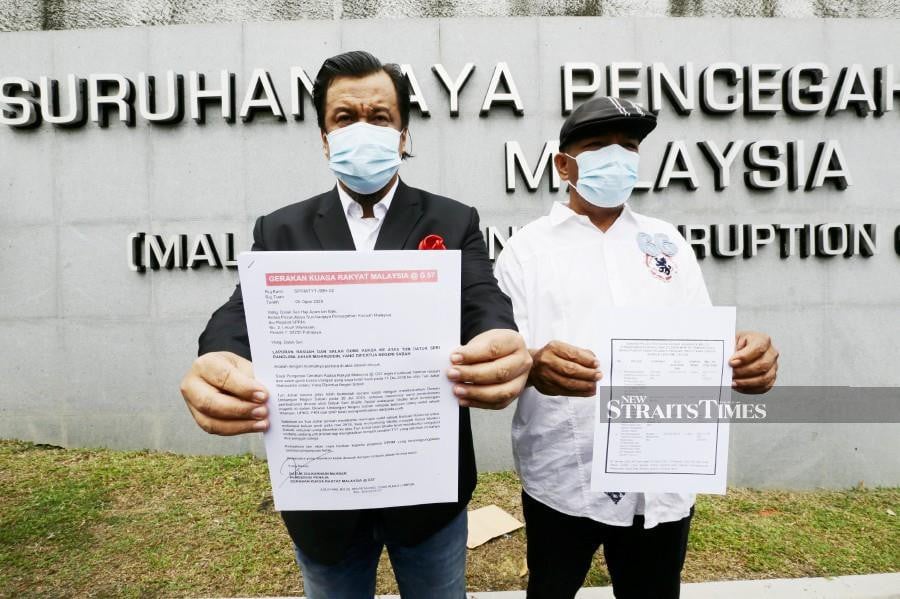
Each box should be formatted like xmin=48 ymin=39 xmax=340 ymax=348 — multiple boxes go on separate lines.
xmin=399 ymin=128 xmax=408 ymax=156
xmin=554 ymin=152 xmax=570 ymax=182
xmin=321 ymin=130 xmax=330 ymax=160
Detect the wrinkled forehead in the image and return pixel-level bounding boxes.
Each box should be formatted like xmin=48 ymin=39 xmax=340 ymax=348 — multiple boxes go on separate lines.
xmin=324 ymin=71 xmax=398 ymax=111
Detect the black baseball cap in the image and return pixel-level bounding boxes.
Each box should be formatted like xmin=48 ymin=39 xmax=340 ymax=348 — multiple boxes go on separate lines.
xmin=559 ymin=96 xmax=657 ymax=149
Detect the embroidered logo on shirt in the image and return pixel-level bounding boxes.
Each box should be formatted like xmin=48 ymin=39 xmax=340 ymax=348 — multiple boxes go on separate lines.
xmin=605 ymin=492 xmax=626 ymax=504
xmin=637 ymin=232 xmax=678 ymax=282
xmin=645 ymin=254 xmax=678 ymax=282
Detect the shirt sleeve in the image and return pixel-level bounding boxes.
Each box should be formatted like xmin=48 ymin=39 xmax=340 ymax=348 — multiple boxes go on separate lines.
xmin=493 ymin=244 xmax=532 ymax=347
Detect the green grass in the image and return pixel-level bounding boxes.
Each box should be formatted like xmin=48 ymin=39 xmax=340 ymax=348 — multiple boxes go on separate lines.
xmin=1 ymin=439 xmax=897 ymax=597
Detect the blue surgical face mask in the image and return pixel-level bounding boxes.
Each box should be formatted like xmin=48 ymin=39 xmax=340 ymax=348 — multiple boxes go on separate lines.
xmin=326 ymin=122 xmax=403 ymax=195
xmin=566 ymin=144 xmax=639 ymax=208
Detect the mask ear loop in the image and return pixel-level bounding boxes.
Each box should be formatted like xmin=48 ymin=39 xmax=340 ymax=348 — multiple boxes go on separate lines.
xmin=401 ymin=128 xmax=414 ymax=159
xmin=560 ymin=151 xmax=575 ymax=192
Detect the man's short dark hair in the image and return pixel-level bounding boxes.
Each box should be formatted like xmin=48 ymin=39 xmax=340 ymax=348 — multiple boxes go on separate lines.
xmin=312 ymin=50 xmax=411 ymax=131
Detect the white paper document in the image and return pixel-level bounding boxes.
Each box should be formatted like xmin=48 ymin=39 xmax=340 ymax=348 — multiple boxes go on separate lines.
xmin=590 ymin=307 xmax=736 ymax=494
xmin=238 ymin=250 xmax=461 ymax=511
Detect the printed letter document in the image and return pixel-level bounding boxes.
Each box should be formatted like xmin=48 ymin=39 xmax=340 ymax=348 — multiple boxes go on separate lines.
xmin=590 ymin=307 xmax=736 ymax=494
xmin=239 ymin=250 xmax=461 ymax=510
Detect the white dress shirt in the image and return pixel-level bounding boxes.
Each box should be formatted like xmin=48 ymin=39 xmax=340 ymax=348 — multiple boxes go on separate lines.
xmin=494 ymin=202 xmax=712 ymax=529
xmin=336 ymin=179 xmax=399 ymax=251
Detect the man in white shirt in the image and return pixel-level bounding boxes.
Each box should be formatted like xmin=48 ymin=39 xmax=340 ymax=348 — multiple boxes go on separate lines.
xmin=494 ymin=96 xmax=779 ymax=599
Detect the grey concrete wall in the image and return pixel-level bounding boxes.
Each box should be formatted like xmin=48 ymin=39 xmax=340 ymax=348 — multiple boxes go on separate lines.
xmin=1 ymin=17 xmax=899 ymax=487
xmin=3 ymin=0 xmax=900 ymax=31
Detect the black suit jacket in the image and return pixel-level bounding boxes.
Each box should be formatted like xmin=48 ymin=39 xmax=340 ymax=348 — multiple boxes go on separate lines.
xmin=198 ymin=180 xmax=516 ymax=564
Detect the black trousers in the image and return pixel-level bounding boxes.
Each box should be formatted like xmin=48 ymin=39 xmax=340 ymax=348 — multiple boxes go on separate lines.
xmin=522 ymin=491 xmax=693 ymax=599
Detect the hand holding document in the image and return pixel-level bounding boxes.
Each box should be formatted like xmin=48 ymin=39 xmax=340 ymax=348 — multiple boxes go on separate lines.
xmin=590 ymin=307 xmax=736 ymax=494
xmin=238 ymin=250 xmax=461 ymax=511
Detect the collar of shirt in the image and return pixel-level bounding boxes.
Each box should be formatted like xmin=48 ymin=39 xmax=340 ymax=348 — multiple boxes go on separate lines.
xmin=547 ymin=201 xmax=637 ymax=234
xmin=336 ymin=178 xmax=399 ymax=221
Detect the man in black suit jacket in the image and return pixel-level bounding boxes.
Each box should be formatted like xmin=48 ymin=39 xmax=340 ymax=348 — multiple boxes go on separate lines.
xmin=180 ymin=51 xmax=531 ymax=598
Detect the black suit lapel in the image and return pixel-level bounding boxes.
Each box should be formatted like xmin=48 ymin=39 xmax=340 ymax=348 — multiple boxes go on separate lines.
xmin=312 ymin=187 xmax=356 ymax=250
xmin=374 ymin=180 xmax=424 ymax=250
